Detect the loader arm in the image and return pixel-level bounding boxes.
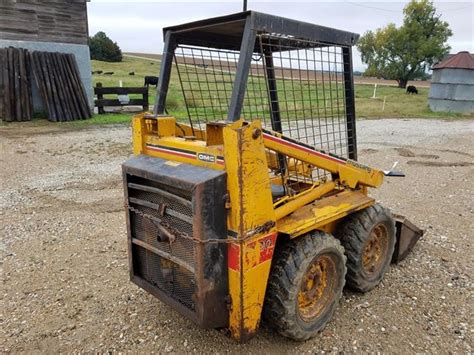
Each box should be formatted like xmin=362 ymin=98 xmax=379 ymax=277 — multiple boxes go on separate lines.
xmin=262 ymin=129 xmax=384 ymax=189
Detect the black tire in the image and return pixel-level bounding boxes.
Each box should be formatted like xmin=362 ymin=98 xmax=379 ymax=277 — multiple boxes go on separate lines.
xmin=263 ymin=231 xmax=346 ymax=341
xmin=336 ymin=204 xmax=396 ymax=292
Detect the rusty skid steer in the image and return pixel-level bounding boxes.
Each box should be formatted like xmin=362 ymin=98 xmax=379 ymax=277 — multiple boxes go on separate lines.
xmin=122 ymin=11 xmax=423 ymax=342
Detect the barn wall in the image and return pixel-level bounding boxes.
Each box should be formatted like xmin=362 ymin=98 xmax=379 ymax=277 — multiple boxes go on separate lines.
xmin=0 ymin=1 xmax=89 ymax=45
xmin=428 ymin=69 xmax=474 ymax=113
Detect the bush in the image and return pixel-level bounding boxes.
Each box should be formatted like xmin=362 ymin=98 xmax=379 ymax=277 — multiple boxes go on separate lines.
xmin=89 ymin=31 xmax=122 ymax=62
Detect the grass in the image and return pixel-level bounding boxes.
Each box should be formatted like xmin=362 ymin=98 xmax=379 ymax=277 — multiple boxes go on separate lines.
xmin=80 ymin=55 xmax=471 ymax=125
xmin=354 ymin=84 xmax=467 ymax=119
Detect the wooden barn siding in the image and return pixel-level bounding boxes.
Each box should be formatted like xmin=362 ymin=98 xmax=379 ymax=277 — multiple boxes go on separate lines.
xmin=0 ymin=1 xmax=89 ymax=45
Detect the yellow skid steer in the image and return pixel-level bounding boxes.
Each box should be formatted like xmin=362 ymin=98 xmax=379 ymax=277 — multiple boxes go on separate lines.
xmin=122 ymin=11 xmax=422 ymax=342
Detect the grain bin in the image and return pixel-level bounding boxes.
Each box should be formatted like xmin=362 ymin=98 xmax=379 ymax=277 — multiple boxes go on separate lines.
xmin=428 ymin=51 xmax=474 ymax=113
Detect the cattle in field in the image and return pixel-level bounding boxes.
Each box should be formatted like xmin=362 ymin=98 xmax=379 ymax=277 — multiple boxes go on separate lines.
xmin=406 ymin=85 xmax=418 ymax=94
xmin=103 ymin=71 xmax=114 ymax=75
xmin=129 ymin=72 xmax=135 ymax=76
xmin=144 ymin=76 xmax=159 ymax=88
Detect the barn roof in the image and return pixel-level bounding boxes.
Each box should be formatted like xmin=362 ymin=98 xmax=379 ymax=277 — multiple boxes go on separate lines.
xmin=433 ymin=51 xmax=474 ymax=70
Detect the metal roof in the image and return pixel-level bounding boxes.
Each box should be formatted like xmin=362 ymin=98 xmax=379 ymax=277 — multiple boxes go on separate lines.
xmin=433 ymin=51 xmax=474 ymax=70
xmin=163 ymin=11 xmax=359 ymax=50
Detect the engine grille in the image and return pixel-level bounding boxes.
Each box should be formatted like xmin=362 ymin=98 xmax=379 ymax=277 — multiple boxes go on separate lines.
xmin=128 ymin=178 xmax=196 ymax=310
xmin=123 ymin=155 xmax=228 ymax=328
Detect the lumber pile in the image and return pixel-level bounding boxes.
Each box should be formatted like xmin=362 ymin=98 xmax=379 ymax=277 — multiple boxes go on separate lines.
xmin=0 ymin=47 xmax=91 ymax=122
xmin=31 ymin=51 xmax=91 ymax=121
xmin=0 ymin=47 xmax=33 ymax=122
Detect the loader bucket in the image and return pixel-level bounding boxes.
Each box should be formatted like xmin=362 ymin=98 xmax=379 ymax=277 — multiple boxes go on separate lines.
xmin=392 ymin=214 xmax=424 ymax=263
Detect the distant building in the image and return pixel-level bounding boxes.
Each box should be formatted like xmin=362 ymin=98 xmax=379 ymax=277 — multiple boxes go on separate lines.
xmin=0 ymin=0 xmax=93 ymax=112
xmin=428 ymin=51 xmax=474 ymax=113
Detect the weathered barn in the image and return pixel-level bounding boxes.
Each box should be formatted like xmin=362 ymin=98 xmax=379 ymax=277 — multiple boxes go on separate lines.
xmin=428 ymin=51 xmax=474 ymax=113
xmin=0 ymin=0 xmax=93 ymax=113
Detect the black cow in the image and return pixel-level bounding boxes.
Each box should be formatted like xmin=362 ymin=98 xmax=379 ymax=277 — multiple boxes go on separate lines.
xmin=406 ymin=85 xmax=418 ymax=94
xmin=144 ymin=76 xmax=159 ymax=88
xmin=129 ymin=72 xmax=135 ymax=76
xmin=103 ymin=71 xmax=114 ymax=75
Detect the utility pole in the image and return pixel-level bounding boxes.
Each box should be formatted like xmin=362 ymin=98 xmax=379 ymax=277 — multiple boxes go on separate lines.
xmin=243 ymin=0 xmax=247 ymax=11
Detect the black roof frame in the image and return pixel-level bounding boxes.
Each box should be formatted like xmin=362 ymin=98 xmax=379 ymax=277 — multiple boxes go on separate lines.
xmin=162 ymin=11 xmax=359 ymax=50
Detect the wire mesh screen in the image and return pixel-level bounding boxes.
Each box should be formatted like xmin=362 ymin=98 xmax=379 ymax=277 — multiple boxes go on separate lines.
xmin=258 ymin=34 xmax=348 ymax=157
xmin=171 ymin=33 xmax=352 ymax=190
xmin=173 ymin=45 xmax=270 ymax=127
xmin=173 ymin=35 xmax=349 ymax=156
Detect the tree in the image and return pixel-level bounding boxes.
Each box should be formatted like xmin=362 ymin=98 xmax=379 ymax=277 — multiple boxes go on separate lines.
xmin=358 ymin=0 xmax=452 ymax=88
xmin=89 ymin=31 xmax=123 ymax=62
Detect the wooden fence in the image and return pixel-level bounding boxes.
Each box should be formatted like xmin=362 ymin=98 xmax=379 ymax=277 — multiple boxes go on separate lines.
xmin=94 ymin=83 xmax=149 ymax=114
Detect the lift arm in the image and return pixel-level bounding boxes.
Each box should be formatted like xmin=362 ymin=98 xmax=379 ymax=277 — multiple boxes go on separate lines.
xmin=262 ymin=129 xmax=384 ymax=189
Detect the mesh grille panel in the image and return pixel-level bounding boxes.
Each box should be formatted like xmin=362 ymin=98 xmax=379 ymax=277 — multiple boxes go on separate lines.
xmin=133 ymin=245 xmax=195 ymax=310
xmin=128 ymin=177 xmax=196 ymax=310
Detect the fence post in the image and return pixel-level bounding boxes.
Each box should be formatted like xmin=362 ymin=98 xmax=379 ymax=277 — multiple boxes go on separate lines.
xmin=96 ymin=82 xmax=104 ymax=114
xmin=143 ymin=87 xmax=149 ymax=112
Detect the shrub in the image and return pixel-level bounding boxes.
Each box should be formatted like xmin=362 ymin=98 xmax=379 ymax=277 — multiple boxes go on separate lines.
xmin=89 ymin=31 xmax=122 ymax=62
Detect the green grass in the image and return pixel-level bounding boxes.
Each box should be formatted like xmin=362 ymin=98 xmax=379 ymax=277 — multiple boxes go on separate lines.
xmin=354 ymin=84 xmax=469 ymax=119
xmin=87 ymin=55 xmax=472 ymax=126
xmin=69 ymin=113 xmax=134 ymax=126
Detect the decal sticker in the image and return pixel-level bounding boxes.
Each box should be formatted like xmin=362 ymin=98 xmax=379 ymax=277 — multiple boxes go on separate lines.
xmin=197 ymin=152 xmax=216 ymax=163
xmin=258 ymin=233 xmax=277 ymax=263
xmin=228 ymin=243 xmax=240 ymax=271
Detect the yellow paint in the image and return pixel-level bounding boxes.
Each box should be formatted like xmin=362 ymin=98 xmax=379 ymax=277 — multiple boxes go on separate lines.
xmin=263 ymin=131 xmax=384 ymax=188
xmin=274 ymin=181 xmax=336 ymax=220
xmin=223 ymin=120 xmax=277 ymax=341
xmin=130 ymin=114 xmax=387 ymax=342
xmin=277 ymin=190 xmax=374 ymax=238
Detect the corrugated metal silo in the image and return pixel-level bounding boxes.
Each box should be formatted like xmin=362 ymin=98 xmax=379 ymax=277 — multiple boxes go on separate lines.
xmin=428 ymin=51 xmax=474 ymax=113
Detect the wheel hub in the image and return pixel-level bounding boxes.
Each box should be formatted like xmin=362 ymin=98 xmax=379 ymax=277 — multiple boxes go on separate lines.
xmin=362 ymin=224 xmax=389 ymax=275
xmin=297 ymin=254 xmax=336 ymax=321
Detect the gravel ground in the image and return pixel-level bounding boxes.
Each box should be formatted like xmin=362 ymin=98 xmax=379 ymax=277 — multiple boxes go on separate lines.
xmin=1 ymin=118 xmax=473 ymax=353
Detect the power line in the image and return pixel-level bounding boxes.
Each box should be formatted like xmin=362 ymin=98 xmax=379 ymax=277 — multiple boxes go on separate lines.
xmin=440 ymin=4 xmax=473 ymax=12
xmin=345 ymin=1 xmax=473 ymax=14
xmin=344 ymin=1 xmax=400 ymax=13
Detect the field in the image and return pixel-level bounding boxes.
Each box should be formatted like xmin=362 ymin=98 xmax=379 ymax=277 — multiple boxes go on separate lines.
xmin=1 ymin=119 xmax=473 ymax=352
xmin=89 ymin=54 xmax=471 ymax=123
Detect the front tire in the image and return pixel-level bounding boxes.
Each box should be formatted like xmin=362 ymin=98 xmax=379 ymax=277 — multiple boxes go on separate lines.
xmin=336 ymin=204 xmax=396 ymax=292
xmin=263 ymin=231 xmax=346 ymax=341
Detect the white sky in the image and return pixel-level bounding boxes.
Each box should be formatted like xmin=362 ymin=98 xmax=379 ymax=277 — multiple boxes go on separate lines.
xmin=87 ymin=1 xmax=474 ymax=71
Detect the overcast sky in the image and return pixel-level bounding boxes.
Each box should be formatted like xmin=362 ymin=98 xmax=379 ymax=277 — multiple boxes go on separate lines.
xmin=87 ymin=1 xmax=474 ymax=71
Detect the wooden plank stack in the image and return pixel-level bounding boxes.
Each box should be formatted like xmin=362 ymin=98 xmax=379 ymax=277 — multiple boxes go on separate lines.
xmin=31 ymin=51 xmax=92 ymax=121
xmin=0 ymin=47 xmax=91 ymax=122
xmin=0 ymin=47 xmax=33 ymax=122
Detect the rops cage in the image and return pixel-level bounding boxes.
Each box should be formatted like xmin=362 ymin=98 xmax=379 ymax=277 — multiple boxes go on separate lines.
xmin=155 ymin=12 xmax=359 ymax=170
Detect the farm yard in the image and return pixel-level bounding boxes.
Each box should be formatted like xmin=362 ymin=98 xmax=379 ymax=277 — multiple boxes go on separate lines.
xmin=1 ymin=118 xmax=473 ymax=352
xmin=2 ymin=0 xmax=473 ymax=352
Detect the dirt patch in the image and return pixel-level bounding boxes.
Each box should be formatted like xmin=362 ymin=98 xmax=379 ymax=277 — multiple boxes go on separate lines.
xmin=1 ymin=119 xmax=473 ymax=353
xmin=359 ymin=148 xmax=378 ymax=154
xmin=394 ymin=147 xmax=416 ymax=157
xmin=406 ymin=160 xmax=473 ymax=167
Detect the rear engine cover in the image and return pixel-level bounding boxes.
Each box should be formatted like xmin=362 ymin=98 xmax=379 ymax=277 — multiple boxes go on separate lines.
xmin=123 ymin=155 xmax=228 ymax=328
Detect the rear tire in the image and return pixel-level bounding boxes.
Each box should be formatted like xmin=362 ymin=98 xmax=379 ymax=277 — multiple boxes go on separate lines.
xmin=336 ymin=204 xmax=396 ymax=292
xmin=263 ymin=231 xmax=346 ymax=341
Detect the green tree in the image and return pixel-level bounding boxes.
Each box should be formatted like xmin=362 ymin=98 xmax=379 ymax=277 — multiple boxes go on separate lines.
xmin=358 ymin=0 xmax=452 ymax=88
xmin=88 ymin=31 xmax=122 ymax=62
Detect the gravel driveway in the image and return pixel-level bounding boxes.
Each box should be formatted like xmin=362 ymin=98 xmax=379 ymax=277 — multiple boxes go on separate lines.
xmin=1 ymin=118 xmax=473 ymax=352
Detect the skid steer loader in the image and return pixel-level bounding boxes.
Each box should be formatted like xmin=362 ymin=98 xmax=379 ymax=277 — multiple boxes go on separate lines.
xmin=122 ymin=11 xmax=423 ymax=342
